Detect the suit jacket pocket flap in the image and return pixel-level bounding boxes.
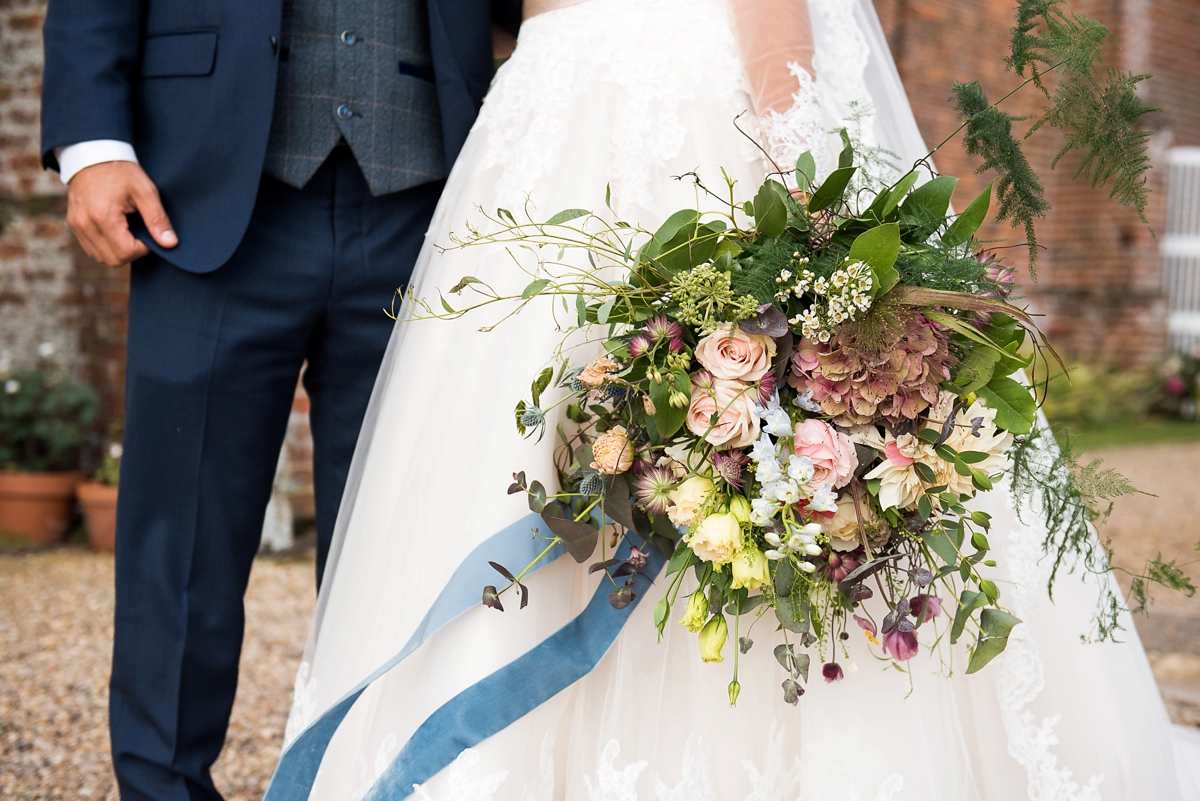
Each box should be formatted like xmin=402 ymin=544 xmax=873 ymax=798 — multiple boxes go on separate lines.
xmin=142 ymin=30 xmax=219 ymax=79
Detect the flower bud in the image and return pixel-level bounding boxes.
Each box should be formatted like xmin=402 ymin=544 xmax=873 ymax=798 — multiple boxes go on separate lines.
xmin=679 ymin=590 xmax=709 ymax=633
xmin=728 ymin=679 xmax=742 ymax=706
xmin=728 ymin=495 xmax=752 ymax=524
xmin=698 ymin=615 xmax=728 ymax=663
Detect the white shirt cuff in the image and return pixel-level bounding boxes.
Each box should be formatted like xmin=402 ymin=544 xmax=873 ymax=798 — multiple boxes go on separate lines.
xmin=56 ymin=140 xmax=139 ymax=184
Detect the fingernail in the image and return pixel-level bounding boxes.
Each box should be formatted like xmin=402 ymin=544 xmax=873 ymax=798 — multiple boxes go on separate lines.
xmin=161 ymin=229 xmax=178 ymax=246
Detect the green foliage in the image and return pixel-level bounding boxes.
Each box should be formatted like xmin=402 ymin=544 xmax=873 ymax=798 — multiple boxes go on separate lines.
xmin=1039 ymin=362 xmax=1154 ymax=431
xmin=0 ymin=368 xmax=100 ymax=472
xmin=668 ymin=262 xmax=758 ymax=331
xmin=950 ymin=80 xmax=1049 ymax=267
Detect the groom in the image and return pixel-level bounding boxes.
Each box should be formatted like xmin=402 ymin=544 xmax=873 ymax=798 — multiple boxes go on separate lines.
xmin=41 ymin=0 xmax=519 ymax=798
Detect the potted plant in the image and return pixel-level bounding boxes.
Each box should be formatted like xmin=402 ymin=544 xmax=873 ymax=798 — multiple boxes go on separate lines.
xmin=0 ymin=348 xmax=100 ymax=543
xmin=78 ymin=423 xmax=122 ymax=551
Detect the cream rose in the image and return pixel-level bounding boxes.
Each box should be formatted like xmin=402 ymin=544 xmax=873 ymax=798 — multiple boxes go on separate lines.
xmin=823 ymin=495 xmax=890 ymax=552
xmin=591 ymin=426 xmax=634 ymax=474
xmin=688 ymin=511 xmax=744 ymax=565
xmin=793 ymin=418 xmax=858 ymax=489
xmin=694 ymin=327 xmax=777 ymax=382
xmin=667 ymin=475 xmax=714 ymax=528
xmin=686 ymin=377 xmax=761 ymax=449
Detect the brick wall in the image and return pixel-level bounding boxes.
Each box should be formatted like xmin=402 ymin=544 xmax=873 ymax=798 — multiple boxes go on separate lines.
xmin=872 ymin=0 xmax=1199 ymax=366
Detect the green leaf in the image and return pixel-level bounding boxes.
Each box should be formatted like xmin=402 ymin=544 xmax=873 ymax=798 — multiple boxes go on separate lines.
xmin=838 ymin=128 xmax=854 ymax=169
xmin=546 ymin=208 xmax=590 ymax=225
xmin=530 ymin=366 xmax=553 ymax=407
xmin=943 ymin=180 xmax=994 ymax=247
xmin=808 ymin=166 xmax=857 ymax=212
xmin=881 ymin=170 xmax=921 ymax=217
xmin=449 ymin=275 xmax=483 ymax=294
xmin=966 ymin=636 xmax=1010 ymax=674
xmin=980 ymin=608 xmax=1021 ymax=639
xmin=775 ymin=587 xmax=811 ymax=634
xmin=527 ymin=480 xmax=547 ymax=513
xmin=900 ymin=175 xmax=959 ymax=222
xmin=576 ymin=294 xmax=587 ymax=327
xmin=979 ymin=579 xmax=1001 ymax=601
xmin=951 ymin=589 xmax=988 ymax=644
xmin=913 ymin=461 xmax=937 ymax=484
xmin=794 ymin=151 xmax=817 ymax=191
xmin=978 ymin=376 xmax=1037 ymax=434
xmin=846 ymin=223 xmax=901 ymax=296
xmin=667 ymin=544 xmax=697 ymax=576
xmin=917 ymin=493 xmax=933 ymax=520
xmin=753 ymin=180 xmax=788 ymax=237
xmin=971 ymin=531 xmax=991 ymax=551
xmin=522 ymin=278 xmax=550 ymax=299
xmin=922 ymin=529 xmax=961 ymax=565
xmin=653 ymin=597 xmax=670 ymax=630
xmin=597 ymin=296 xmax=616 ymax=325
xmin=952 ymin=344 xmax=1003 ymax=394
xmin=956 ymin=450 xmax=990 ymax=465
xmin=439 ymin=295 xmax=456 ymax=314
xmin=649 ymin=371 xmax=688 ymax=439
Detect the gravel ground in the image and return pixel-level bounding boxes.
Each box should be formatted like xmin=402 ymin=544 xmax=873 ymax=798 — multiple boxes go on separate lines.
xmin=1 ymin=440 xmax=1197 ymax=799
xmin=0 ymin=551 xmax=315 ymax=801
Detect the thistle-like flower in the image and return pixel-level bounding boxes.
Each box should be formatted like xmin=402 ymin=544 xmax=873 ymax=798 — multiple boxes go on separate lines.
xmin=629 ymin=334 xmax=652 ymax=358
xmin=634 ymin=466 xmax=677 ymax=514
xmin=713 ymin=449 xmax=749 ymax=491
xmin=645 ymin=315 xmax=685 ymax=352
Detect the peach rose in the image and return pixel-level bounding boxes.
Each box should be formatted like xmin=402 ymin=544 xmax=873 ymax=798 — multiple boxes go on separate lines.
xmin=686 ymin=377 xmax=761 ymax=449
xmin=579 ymin=355 xmax=619 ymax=388
xmin=694 ymin=328 xmax=777 ymax=382
xmin=793 ymin=418 xmax=858 ymax=489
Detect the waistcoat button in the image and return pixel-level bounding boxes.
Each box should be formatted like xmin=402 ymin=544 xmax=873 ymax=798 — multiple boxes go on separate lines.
xmin=340 ymin=30 xmax=357 ymax=45
xmin=336 ymin=104 xmax=354 ymax=120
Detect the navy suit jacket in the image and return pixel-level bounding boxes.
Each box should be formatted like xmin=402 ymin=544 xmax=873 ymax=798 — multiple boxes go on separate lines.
xmin=41 ymin=0 xmax=521 ymax=274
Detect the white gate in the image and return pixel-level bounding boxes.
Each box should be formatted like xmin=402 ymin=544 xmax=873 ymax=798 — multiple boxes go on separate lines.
xmin=1164 ymin=146 xmax=1200 ymax=351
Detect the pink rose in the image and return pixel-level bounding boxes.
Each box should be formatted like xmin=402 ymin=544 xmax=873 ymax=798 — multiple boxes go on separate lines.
xmin=694 ymin=328 xmax=777 ymax=382
xmin=686 ymin=377 xmax=761 ymax=449
xmin=793 ymin=419 xmax=858 ymax=489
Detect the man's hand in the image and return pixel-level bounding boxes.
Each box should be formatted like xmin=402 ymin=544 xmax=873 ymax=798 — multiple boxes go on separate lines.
xmin=66 ymin=161 xmax=177 ymax=267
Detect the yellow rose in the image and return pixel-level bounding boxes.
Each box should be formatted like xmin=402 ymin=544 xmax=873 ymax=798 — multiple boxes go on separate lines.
xmin=667 ymin=476 xmax=714 ymax=528
xmin=730 ymin=545 xmax=770 ymax=590
xmin=698 ymin=615 xmax=728 ymax=663
xmin=728 ymin=495 xmax=752 ymax=524
xmin=591 ymin=426 xmax=634 ymax=474
xmin=688 ymin=512 xmax=744 ymax=565
xmin=679 ymin=590 xmax=709 ymax=632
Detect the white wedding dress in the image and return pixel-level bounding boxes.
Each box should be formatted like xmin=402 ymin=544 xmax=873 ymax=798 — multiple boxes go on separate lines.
xmin=276 ymin=1 xmax=1200 ymax=799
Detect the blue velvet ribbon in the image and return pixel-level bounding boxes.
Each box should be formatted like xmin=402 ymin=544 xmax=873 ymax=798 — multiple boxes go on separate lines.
xmin=364 ymin=539 xmax=666 ymax=800
xmin=263 ymin=512 xmax=562 ymax=801
xmin=264 ymin=510 xmax=664 ymax=801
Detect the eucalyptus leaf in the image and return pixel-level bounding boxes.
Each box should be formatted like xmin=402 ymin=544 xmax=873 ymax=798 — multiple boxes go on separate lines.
xmin=541 ymin=504 xmax=599 ymax=563
xmin=951 ymin=589 xmax=988 ymax=644
xmin=546 ymin=208 xmax=590 ymax=225
xmin=966 ymin=636 xmax=1010 ymax=674
xmin=522 ymin=278 xmax=550 ymax=299
xmin=795 ymin=151 xmax=817 ymax=191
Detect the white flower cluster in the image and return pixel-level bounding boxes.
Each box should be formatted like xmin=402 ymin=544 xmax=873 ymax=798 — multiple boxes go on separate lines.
xmin=778 ymin=259 xmax=874 ymax=343
xmin=764 ymin=522 xmax=823 ymax=564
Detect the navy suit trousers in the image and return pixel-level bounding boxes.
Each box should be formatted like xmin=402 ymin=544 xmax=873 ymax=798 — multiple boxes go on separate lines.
xmin=111 ymin=148 xmax=441 ymax=801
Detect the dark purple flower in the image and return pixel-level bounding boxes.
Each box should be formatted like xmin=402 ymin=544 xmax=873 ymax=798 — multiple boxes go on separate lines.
xmin=626 ymin=546 xmax=648 ymax=570
xmin=823 ymin=551 xmax=859 ymax=583
xmin=629 ymin=334 xmax=651 ymax=358
xmin=821 ymin=662 xmax=845 ymax=683
xmin=713 ymin=449 xmax=749 ymax=491
xmin=909 ymin=594 xmax=943 ymax=623
xmin=883 ymin=629 xmax=920 ymax=661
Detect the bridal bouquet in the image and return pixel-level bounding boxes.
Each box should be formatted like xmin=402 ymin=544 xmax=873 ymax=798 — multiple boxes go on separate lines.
xmin=405 ymin=0 xmax=1192 ymax=706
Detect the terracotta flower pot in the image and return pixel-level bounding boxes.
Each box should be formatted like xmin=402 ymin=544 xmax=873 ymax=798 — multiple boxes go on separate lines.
xmin=77 ymin=481 xmax=119 ymax=552
xmin=0 ymin=470 xmax=82 ymax=544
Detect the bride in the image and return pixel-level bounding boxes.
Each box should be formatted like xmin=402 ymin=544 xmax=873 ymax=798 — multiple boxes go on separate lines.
xmin=267 ymin=0 xmax=1200 ymax=798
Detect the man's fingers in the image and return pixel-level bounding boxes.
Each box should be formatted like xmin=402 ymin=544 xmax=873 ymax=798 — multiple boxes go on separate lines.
xmin=130 ymin=181 xmax=178 ymax=248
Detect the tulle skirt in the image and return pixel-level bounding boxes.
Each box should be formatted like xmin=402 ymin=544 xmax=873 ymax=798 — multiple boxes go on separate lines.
xmin=286 ymin=0 xmax=1199 ymax=798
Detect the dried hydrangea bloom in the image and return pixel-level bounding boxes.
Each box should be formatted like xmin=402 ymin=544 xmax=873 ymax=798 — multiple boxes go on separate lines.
xmin=788 ymin=308 xmax=953 ymax=427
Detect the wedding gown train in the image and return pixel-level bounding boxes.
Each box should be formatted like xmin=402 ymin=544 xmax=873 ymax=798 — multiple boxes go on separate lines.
xmin=279 ymin=0 xmax=1200 ymax=798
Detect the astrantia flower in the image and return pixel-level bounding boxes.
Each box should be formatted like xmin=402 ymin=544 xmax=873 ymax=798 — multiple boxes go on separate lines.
xmin=645 ymin=315 xmax=685 ymax=352
xmin=629 ymin=334 xmax=651 ymax=358
xmin=713 ymin=449 xmax=749 ymax=491
xmin=822 ymin=662 xmax=845 ymax=683
xmin=757 ymin=372 xmax=777 ymax=406
xmin=634 ymin=466 xmax=677 ymax=514
xmin=883 ymin=629 xmax=919 ymax=661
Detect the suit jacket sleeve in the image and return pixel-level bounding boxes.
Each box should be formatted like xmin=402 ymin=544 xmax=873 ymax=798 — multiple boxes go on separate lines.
xmin=40 ymin=0 xmax=145 ymax=171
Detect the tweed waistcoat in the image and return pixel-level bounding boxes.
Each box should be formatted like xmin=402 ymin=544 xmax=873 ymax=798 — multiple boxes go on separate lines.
xmin=263 ymin=0 xmax=445 ymax=196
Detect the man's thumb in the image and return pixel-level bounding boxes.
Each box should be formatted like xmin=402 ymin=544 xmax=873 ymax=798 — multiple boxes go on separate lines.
xmin=132 ymin=181 xmax=178 ymax=248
